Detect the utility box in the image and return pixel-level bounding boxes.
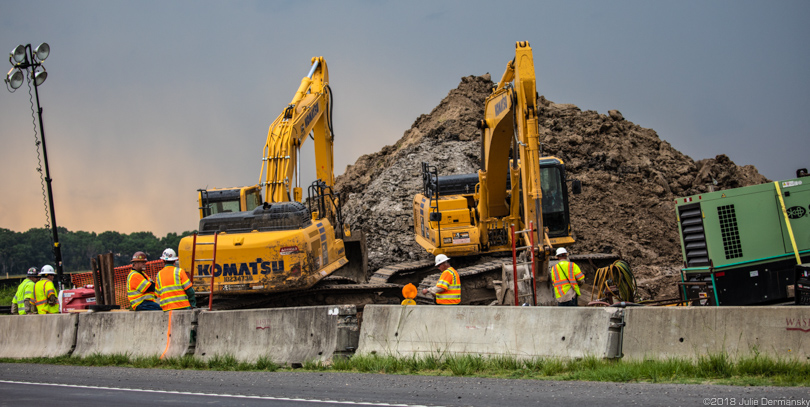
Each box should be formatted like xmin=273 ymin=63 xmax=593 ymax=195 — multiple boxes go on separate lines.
xmin=60 ymin=285 xmax=97 ymax=313
xmin=675 ymin=178 xmax=809 ymax=305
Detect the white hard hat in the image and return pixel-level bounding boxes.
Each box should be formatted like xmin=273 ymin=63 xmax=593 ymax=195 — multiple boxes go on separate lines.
xmin=555 ymin=248 xmax=568 ymax=257
xmin=160 ymin=248 xmax=179 ymax=262
xmin=435 ymin=254 xmax=450 ymax=267
xmin=39 ymin=265 xmax=56 ymax=275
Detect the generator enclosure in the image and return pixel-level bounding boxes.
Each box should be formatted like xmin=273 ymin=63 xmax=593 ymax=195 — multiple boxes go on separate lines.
xmin=59 ymin=285 xmax=97 ymax=313
xmin=675 ymin=178 xmax=809 ymax=305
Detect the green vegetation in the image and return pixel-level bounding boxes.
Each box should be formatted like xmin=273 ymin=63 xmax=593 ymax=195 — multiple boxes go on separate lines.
xmin=0 ymin=227 xmax=195 ymax=274
xmin=0 ymin=284 xmax=16 ymax=306
xmin=2 ymin=352 xmax=808 ymax=387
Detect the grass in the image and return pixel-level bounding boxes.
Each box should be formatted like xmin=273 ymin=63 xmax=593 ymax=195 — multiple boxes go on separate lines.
xmin=1 ymin=352 xmax=808 ymax=387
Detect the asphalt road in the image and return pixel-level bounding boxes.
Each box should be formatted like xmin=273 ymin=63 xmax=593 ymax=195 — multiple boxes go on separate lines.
xmin=1 ymin=363 xmax=808 ymax=407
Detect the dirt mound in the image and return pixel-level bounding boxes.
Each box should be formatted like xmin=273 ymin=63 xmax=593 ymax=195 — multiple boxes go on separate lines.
xmin=335 ymin=75 xmax=769 ymax=300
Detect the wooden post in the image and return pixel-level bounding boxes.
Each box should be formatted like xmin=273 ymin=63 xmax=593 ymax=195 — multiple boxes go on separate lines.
xmin=91 ymin=256 xmax=104 ymax=305
xmin=99 ymin=253 xmax=116 ymax=306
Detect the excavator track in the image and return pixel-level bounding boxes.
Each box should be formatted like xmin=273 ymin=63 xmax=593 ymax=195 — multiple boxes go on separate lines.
xmin=206 ymin=281 xmax=404 ymax=310
xmin=203 ymin=253 xmax=622 ymax=310
xmin=369 ymin=259 xmax=435 ymax=285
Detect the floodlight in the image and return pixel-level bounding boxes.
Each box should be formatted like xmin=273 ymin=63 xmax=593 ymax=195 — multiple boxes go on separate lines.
xmin=34 ymin=43 xmax=49 ymax=61
xmin=7 ymin=69 xmax=24 ymax=89
xmin=11 ymin=45 xmax=26 ymax=63
xmin=34 ymin=69 xmax=47 ymax=86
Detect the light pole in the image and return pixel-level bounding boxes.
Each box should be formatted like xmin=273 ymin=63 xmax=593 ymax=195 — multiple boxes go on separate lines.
xmin=5 ymin=42 xmax=66 ymax=289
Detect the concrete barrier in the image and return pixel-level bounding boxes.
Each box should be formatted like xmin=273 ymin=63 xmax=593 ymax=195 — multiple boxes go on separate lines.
xmin=0 ymin=314 xmax=78 ymax=358
xmin=73 ymin=310 xmax=198 ymax=359
xmin=195 ymin=305 xmax=358 ymax=365
xmin=357 ymin=305 xmax=623 ymax=359
xmin=622 ymin=306 xmax=810 ymax=360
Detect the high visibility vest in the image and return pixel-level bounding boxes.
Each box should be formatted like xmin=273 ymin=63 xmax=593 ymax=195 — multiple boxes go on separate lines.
xmin=127 ymin=270 xmax=157 ymax=310
xmin=34 ymin=279 xmax=59 ymax=314
xmin=14 ymin=278 xmax=36 ymax=315
xmin=552 ymin=260 xmax=584 ymax=299
xmin=435 ymin=267 xmax=461 ymax=305
xmin=155 ymin=266 xmax=192 ymax=311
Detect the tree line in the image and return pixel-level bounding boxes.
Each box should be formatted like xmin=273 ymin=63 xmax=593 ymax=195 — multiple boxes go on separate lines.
xmin=0 ymin=227 xmax=195 ymax=275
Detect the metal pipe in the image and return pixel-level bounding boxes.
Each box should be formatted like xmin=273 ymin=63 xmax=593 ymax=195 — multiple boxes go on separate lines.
xmin=296 ymin=142 xmax=301 ymax=191
xmin=307 ymin=59 xmax=320 ymax=79
xmin=27 ymin=44 xmax=64 ymax=290
xmin=209 ymin=232 xmax=219 ymax=311
xmin=511 ymin=224 xmax=519 ymax=306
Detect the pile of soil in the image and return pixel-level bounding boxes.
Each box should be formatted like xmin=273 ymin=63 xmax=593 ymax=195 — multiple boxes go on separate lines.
xmin=335 ymin=75 xmax=768 ymax=300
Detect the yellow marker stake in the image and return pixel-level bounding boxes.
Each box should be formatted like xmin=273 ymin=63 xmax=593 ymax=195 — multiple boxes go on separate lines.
xmin=774 ymin=181 xmax=802 ymax=265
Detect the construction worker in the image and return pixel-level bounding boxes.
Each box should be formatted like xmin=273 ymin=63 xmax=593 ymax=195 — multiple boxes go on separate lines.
xmin=155 ymin=248 xmax=196 ymax=311
xmin=421 ymin=254 xmax=461 ymax=305
xmin=127 ymin=251 xmax=161 ymax=311
xmin=11 ymin=267 xmax=39 ymax=315
xmin=34 ymin=265 xmax=59 ymax=314
xmin=551 ymin=248 xmax=585 ymax=306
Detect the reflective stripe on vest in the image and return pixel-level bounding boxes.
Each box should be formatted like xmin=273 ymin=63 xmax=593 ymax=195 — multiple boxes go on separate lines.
xmin=14 ymin=279 xmax=36 ymax=315
xmin=127 ymin=270 xmax=157 ymax=310
xmin=552 ymin=261 xmax=581 ymax=298
xmin=156 ymin=266 xmax=191 ymax=311
xmin=435 ymin=267 xmax=461 ymax=305
xmin=34 ymin=279 xmax=58 ymax=314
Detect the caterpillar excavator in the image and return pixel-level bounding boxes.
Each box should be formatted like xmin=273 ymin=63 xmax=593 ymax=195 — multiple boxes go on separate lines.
xmin=177 ymin=57 xmax=400 ymax=309
xmin=404 ymin=41 xmax=618 ymax=305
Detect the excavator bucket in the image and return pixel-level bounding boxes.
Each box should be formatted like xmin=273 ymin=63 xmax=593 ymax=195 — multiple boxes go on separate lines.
xmin=332 ymin=231 xmax=368 ymax=284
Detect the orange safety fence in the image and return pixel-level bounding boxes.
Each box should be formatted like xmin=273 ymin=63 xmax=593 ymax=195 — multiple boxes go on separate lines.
xmin=71 ymin=260 xmax=165 ymax=309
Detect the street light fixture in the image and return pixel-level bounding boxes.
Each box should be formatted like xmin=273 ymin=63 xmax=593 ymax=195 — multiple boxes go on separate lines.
xmin=5 ymin=42 xmax=66 ymax=289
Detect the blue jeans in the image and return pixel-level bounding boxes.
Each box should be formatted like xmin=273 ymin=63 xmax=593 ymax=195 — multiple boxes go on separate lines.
xmin=135 ymin=300 xmax=162 ymax=311
xmin=558 ymin=296 xmax=578 ymax=307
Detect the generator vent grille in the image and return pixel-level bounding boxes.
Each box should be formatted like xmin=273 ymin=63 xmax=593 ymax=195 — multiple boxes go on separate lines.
xmin=717 ymin=204 xmax=743 ymax=259
xmin=678 ymin=203 xmax=709 ymax=267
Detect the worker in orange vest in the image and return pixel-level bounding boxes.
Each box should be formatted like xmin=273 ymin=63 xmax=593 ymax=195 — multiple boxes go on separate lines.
xmin=552 ymin=248 xmax=585 ymax=306
xmin=127 ymin=251 xmax=161 ymax=311
xmin=155 ymin=248 xmax=196 ymax=311
xmin=421 ymin=254 xmax=461 ymax=305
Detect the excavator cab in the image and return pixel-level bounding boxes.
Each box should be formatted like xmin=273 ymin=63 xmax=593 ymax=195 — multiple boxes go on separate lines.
xmin=414 ymin=156 xmax=575 ymax=256
xmin=538 ymin=157 xmax=577 ymax=246
xmin=198 ymin=185 xmax=262 ymax=219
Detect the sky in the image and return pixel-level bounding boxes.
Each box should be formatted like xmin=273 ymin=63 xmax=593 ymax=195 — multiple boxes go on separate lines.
xmin=1 ymin=0 xmax=808 ymax=237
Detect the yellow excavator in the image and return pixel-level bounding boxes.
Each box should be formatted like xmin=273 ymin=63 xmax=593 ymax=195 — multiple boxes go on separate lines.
xmin=178 ymin=57 xmax=374 ymax=307
xmin=411 ymin=42 xmax=616 ymax=305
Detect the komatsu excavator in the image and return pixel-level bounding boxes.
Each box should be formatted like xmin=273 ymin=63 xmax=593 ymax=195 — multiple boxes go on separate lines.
xmin=177 ymin=57 xmax=385 ymax=308
xmin=410 ymin=42 xmax=613 ymax=305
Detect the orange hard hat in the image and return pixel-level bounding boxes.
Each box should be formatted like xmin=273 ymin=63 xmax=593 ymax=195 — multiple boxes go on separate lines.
xmin=131 ymin=251 xmax=148 ymax=262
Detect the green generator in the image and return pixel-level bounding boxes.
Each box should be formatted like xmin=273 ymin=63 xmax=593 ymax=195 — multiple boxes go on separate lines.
xmin=675 ymin=175 xmax=810 ymax=305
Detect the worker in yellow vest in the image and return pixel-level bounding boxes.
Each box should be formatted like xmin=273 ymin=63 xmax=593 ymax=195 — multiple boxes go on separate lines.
xmin=155 ymin=248 xmax=196 ymax=311
xmin=421 ymin=254 xmax=461 ymax=305
xmin=551 ymin=248 xmax=585 ymax=306
xmin=11 ymin=267 xmax=39 ymax=315
xmin=34 ymin=265 xmax=59 ymax=314
xmin=126 ymin=251 xmax=161 ymax=311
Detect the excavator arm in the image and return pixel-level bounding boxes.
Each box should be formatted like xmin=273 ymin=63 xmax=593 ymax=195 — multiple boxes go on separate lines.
xmin=260 ymin=57 xmax=335 ymax=206
xmin=478 ymin=42 xmax=545 ymax=249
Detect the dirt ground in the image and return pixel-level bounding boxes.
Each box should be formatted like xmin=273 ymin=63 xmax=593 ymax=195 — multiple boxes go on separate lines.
xmin=335 ymin=75 xmax=768 ymax=301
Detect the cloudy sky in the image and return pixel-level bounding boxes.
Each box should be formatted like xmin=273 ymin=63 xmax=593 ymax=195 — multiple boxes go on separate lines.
xmin=1 ymin=0 xmax=808 ymax=237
